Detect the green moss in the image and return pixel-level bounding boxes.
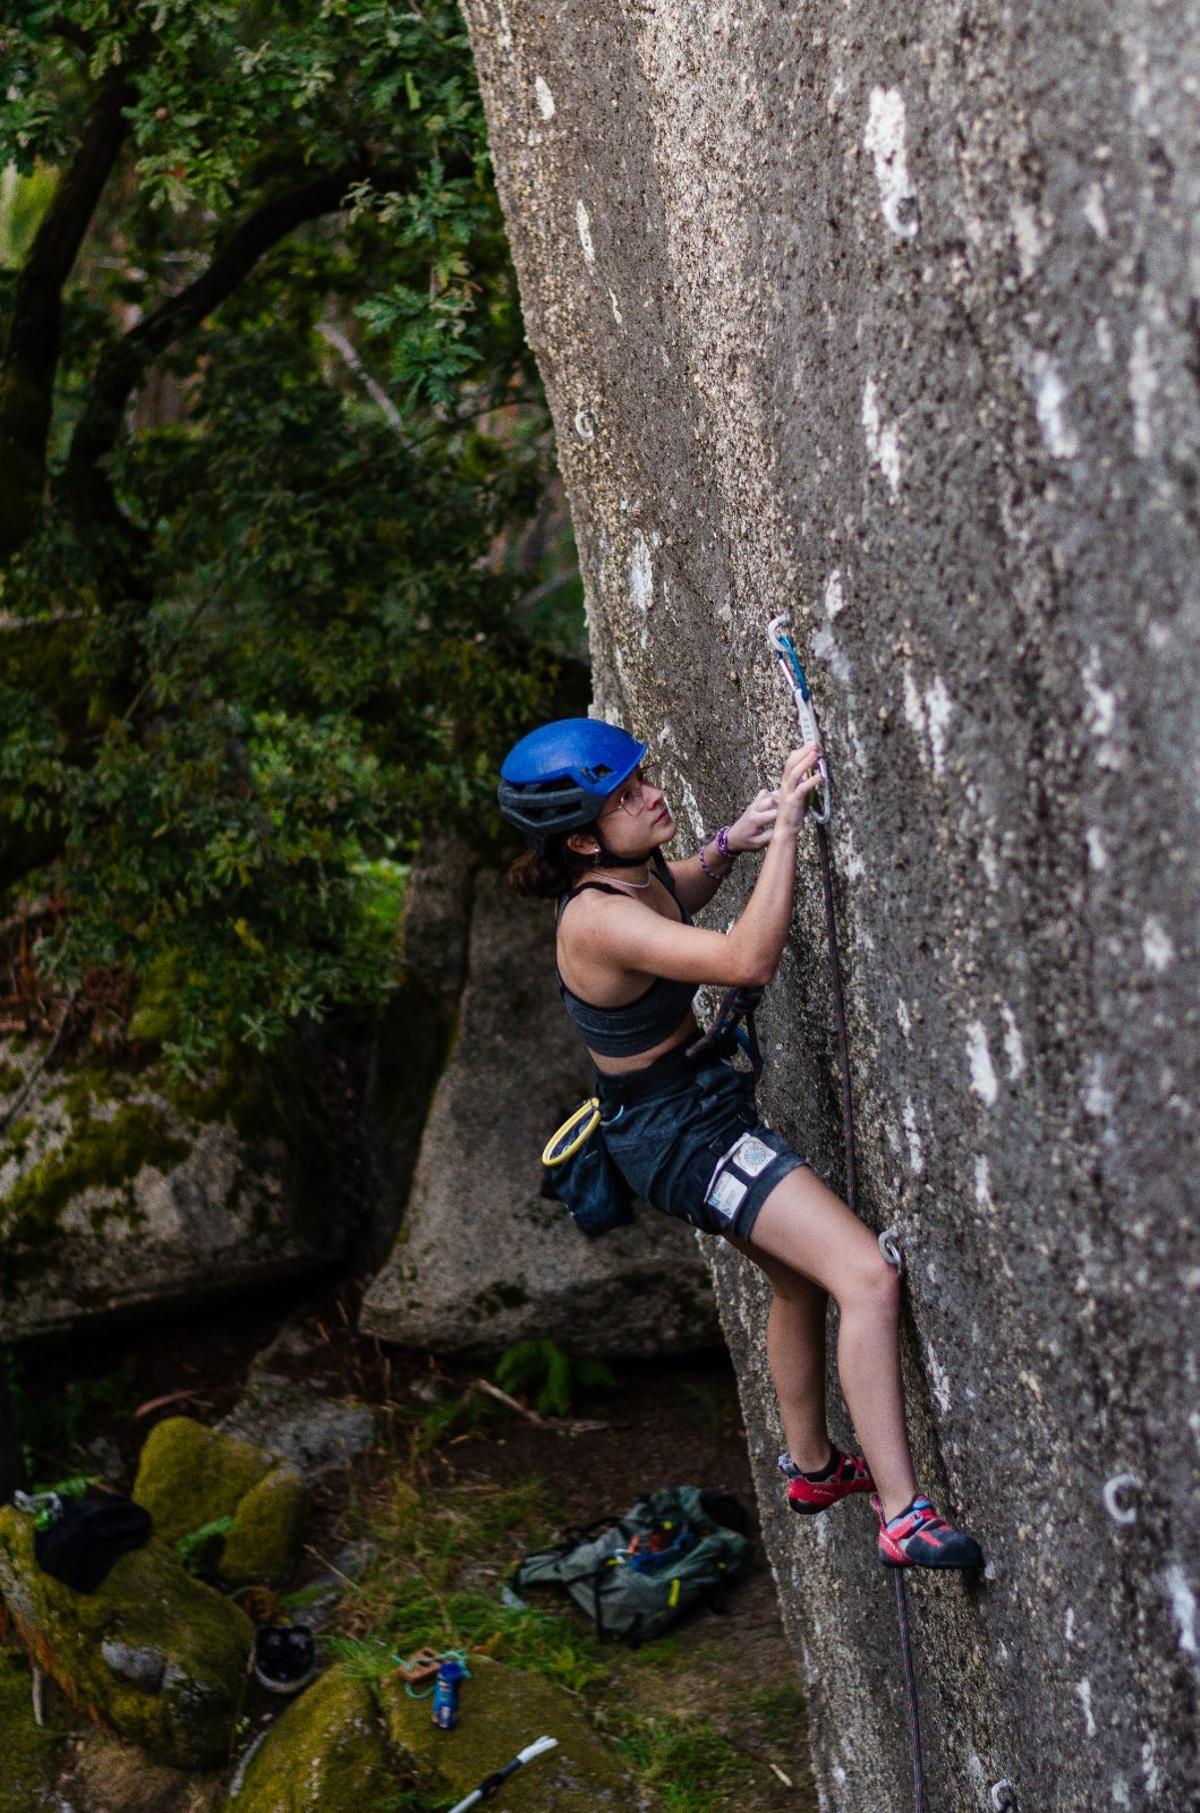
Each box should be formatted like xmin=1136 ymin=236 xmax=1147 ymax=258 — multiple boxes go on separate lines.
xmin=221 ymin=1665 xmax=393 ymax=1812
xmin=380 ymin=1655 xmax=630 ymax=1809
xmin=2 ymin=1117 xmax=36 ymax=1166
xmin=0 ymin=1508 xmax=251 ymax=1771
xmin=133 ymin=1416 xmax=274 ymax=1546
xmin=0 ymin=1644 xmax=79 ymax=1813
xmin=218 ymin=1463 xmax=310 ymax=1589
xmin=163 ymin=1044 xmax=285 ymax=1145
xmin=1 ymin=1102 xmax=190 ymax=1256
xmin=0 ymin=1062 xmax=26 ymax=1096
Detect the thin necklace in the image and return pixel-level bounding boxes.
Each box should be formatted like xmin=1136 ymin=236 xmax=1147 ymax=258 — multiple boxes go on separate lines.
xmin=591 ymin=864 xmax=653 ymax=890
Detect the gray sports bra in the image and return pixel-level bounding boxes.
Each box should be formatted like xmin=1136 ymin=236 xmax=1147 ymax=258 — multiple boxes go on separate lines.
xmin=554 ymin=853 xmax=698 ymax=1057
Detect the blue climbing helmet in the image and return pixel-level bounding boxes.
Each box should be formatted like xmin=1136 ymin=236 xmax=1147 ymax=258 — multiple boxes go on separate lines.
xmin=498 ymin=718 xmax=647 ymax=846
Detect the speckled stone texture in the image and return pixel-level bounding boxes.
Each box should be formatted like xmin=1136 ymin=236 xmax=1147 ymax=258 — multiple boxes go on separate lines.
xmin=461 ymin=4 xmax=1200 ymax=1808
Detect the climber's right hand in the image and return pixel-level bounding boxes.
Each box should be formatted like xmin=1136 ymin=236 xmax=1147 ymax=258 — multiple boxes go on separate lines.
xmin=773 ymin=743 xmax=822 ymax=835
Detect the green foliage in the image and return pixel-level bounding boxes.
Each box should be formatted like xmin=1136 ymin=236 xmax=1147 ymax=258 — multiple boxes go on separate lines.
xmin=0 ymin=3 xmax=580 ymax=1078
xmin=494 ymin=1340 xmax=617 ymax=1418
xmin=176 ymin=1514 xmax=237 ymax=1576
xmin=4 ymin=1345 xmax=135 ymax=1479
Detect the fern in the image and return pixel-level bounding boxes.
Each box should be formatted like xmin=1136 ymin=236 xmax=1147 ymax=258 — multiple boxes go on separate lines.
xmin=494 ymin=1341 xmax=616 ymax=1417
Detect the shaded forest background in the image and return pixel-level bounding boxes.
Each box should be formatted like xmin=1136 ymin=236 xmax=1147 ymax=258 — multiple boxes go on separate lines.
xmin=0 ymin=1 xmax=586 ymax=1491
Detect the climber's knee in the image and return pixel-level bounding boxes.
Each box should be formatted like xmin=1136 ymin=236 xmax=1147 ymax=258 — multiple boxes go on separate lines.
xmin=839 ymin=1248 xmax=901 ymax=1318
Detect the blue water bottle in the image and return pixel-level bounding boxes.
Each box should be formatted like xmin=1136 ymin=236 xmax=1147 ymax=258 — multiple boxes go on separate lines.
xmin=431 ymin=1658 xmax=465 ymax=1729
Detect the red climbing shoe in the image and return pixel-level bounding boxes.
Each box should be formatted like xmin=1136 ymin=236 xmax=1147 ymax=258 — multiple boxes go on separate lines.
xmin=778 ymin=1447 xmax=875 ymax=1515
xmin=872 ymin=1494 xmax=983 ymax=1570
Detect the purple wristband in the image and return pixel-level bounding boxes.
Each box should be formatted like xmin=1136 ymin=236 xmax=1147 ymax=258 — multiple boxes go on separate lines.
xmin=698 ymin=827 xmax=736 ymax=881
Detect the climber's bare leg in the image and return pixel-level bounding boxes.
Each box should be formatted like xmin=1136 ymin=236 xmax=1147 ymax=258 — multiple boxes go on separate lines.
xmin=722 ymin=1234 xmax=832 ymax=1474
xmin=741 ymin=1167 xmax=919 ymax=1520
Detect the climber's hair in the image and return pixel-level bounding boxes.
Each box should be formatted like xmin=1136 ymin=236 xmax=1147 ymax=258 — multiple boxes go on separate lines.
xmin=507 ymin=832 xmax=590 ymax=899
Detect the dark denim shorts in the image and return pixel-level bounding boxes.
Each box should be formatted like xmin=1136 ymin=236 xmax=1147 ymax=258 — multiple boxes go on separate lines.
xmin=596 ymin=1046 xmax=807 ymax=1241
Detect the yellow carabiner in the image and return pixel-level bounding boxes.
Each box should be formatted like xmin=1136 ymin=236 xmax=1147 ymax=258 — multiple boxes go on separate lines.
xmin=542 ymin=1097 xmax=602 ymax=1167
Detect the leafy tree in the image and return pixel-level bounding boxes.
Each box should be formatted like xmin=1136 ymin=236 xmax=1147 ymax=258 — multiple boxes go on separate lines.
xmin=0 ymin=1 xmax=579 ymax=1078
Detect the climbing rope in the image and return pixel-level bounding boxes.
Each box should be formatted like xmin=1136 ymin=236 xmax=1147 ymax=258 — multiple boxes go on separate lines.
xmin=768 ymin=616 xmax=926 ymax=1813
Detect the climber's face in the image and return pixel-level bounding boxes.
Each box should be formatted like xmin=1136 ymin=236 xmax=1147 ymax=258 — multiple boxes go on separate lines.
xmin=574 ymin=764 xmax=675 ymax=863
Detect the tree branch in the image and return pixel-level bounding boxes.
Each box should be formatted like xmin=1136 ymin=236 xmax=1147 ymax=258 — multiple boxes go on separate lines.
xmin=59 ymin=159 xmax=387 ymax=547
xmin=0 ymin=62 xmax=134 ymax=559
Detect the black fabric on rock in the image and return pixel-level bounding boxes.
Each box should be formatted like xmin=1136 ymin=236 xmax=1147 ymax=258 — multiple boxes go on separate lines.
xmin=33 ymin=1497 xmax=153 ymax=1593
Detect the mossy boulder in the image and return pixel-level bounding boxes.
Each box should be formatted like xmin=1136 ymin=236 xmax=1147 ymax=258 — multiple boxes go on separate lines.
xmin=379 ymin=1655 xmax=632 ymax=1810
xmin=0 ymin=1037 xmax=337 ymax=1344
xmin=0 ymin=1642 xmax=80 ymax=1813
xmin=134 ymin=1416 xmax=309 ymax=1588
xmin=223 ymin=1665 xmax=392 ymax=1811
xmin=0 ymin=1506 xmax=252 ymax=1770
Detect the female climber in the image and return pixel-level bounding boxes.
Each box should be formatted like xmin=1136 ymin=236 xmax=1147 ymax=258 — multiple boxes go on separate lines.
xmin=497 ymin=718 xmax=982 ymax=1570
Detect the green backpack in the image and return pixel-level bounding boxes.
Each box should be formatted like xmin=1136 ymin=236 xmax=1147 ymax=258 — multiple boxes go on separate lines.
xmin=507 ymin=1486 xmax=751 ymax=1646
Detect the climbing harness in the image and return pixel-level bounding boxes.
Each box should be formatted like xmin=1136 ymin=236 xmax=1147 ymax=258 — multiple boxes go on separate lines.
xmin=767 ymin=614 xmax=831 ymax=824
xmin=446 ymin=1734 xmax=559 ymax=1812
xmin=685 ymin=983 xmax=765 ymax=1079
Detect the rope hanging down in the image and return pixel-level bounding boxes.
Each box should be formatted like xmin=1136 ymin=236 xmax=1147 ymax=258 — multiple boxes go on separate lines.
xmin=766 ymin=614 xmax=926 ymax=1813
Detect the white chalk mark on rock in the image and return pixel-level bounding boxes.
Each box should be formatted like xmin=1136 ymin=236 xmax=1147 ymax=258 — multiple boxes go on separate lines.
xmin=628 ymin=531 xmax=652 ymax=615
xmin=1031 ymin=352 xmax=1079 ymax=458
xmin=1164 ymin=1564 xmax=1197 ymax=1655
xmin=1000 ymin=1006 xmax=1025 ymax=1080
xmin=1075 ymin=1677 xmax=1097 ymax=1739
xmin=575 ymin=199 xmax=595 ymax=267
xmin=902 ymin=1098 xmax=924 ymax=1173
xmin=1082 ymin=650 xmax=1117 ymax=738
xmin=1082 ymin=181 xmax=1109 ymax=240
xmin=534 ymin=75 xmax=556 ymax=119
xmin=1129 ymin=320 xmax=1157 ymax=457
xmin=608 ymin=287 xmax=623 ymax=326
xmin=862 ymin=376 xmax=903 ymax=494
xmin=1142 ymin=916 xmax=1174 ymax=972
xmin=924 ymin=1339 xmax=952 ymax=1414
xmin=967 ymin=1021 xmax=999 ymax=1107
xmin=1009 ymin=199 xmax=1043 ymax=277
xmin=974 ymin=1155 xmax=992 ymax=1213
xmin=824 ymin=569 xmax=847 ymax=618
xmin=924 ymin=675 xmax=953 ymax=778
xmin=1086 ymin=826 xmax=1108 ymax=871
xmin=863 ymin=88 xmax=920 ymax=239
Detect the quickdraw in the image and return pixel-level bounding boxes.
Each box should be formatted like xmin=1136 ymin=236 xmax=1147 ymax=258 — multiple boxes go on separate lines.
xmin=767 ymin=613 xmax=831 ymax=824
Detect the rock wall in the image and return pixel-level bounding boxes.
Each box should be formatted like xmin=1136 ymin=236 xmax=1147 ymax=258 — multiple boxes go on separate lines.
xmin=361 ymin=873 xmax=720 ymax=1357
xmin=460 ymin=4 xmax=1200 ymax=1808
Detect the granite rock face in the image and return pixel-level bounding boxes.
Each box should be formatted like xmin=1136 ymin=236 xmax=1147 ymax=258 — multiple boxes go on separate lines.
xmin=361 ymin=872 xmax=720 ymax=1356
xmin=460 ymin=5 xmax=1200 ymax=1807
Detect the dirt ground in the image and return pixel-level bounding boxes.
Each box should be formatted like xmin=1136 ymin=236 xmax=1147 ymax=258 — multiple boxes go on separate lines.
xmin=15 ymin=1270 xmax=818 ymax=1810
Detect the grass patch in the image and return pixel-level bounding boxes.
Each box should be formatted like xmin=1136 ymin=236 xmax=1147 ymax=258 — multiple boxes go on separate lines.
xmin=320 ymin=1398 xmax=813 ymax=1811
